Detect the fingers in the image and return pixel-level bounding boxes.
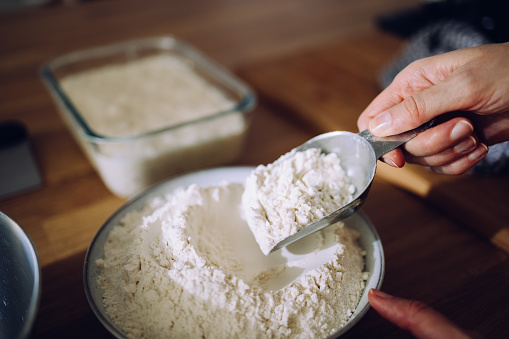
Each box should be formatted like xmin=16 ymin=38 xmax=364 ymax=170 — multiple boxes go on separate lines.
xmin=356 ymin=43 xmax=509 ymax=174
xmin=405 ymin=136 xmax=477 ymax=166
xmin=399 ymin=118 xmax=488 ymax=174
xmin=381 ymin=143 xmax=488 ymax=175
xmin=368 ymin=289 xmax=476 ymax=339
xmin=404 ymin=119 xmax=474 ymax=156
xmin=357 ymin=54 xmax=450 ymax=132
xmin=368 ymin=77 xmax=467 ymax=137
xmin=361 ymin=45 xmax=505 ymax=137
xmin=376 ymin=118 xmax=488 ymax=173
xmin=380 ymin=149 xmax=406 ymax=169
xmin=360 ymin=43 xmax=509 ymax=141
xmin=358 ymin=90 xmax=406 ymax=131
xmin=428 ymin=144 xmax=488 ymax=175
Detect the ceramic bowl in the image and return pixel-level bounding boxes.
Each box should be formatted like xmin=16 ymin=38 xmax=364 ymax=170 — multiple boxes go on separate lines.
xmin=84 ymin=167 xmax=384 ymax=338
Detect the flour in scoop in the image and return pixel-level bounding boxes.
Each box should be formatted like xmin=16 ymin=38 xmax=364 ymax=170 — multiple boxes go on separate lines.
xmin=243 ymin=148 xmax=356 ymax=255
xmin=96 ymin=182 xmax=367 ymax=338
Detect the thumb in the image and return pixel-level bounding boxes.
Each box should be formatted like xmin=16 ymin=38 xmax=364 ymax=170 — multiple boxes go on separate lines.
xmin=368 ymin=289 xmax=477 ymax=339
xmin=368 ymin=78 xmax=464 ymax=137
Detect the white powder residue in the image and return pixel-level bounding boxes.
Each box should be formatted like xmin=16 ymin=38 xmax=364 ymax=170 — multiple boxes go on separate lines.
xmin=243 ymin=148 xmax=356 ymax=255
xmin=97 ymin=183 xmax=367 ymax=339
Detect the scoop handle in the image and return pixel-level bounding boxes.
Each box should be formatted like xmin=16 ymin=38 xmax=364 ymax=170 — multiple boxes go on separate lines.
xmin=358 ymin=119 xmax=435 ymax=159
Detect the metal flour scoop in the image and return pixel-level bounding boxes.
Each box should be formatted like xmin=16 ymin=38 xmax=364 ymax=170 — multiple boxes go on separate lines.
xmin=269 ymin=120 xmax=434 ymax=254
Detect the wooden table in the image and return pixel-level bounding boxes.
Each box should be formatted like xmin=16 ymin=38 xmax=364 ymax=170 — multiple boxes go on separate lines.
xmin=1 ymin=0 xmax=508 ymax=338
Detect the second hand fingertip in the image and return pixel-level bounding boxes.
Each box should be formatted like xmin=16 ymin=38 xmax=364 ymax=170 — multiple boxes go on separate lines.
xmin=369 ymin=289 xmax=394 ymax=299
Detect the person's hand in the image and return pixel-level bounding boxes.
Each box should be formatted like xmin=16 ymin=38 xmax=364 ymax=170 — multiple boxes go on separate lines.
xmin=358 ymin=42 xmax=509 ymax=174
xmin=368 ymin=289 xmax=480 ymax=339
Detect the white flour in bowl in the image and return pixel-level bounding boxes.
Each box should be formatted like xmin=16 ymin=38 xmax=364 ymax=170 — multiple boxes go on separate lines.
xmin=243 ymin=148 xmax=356 ymax=254
xmin=96 ymin=182 xmax=367 ymax=339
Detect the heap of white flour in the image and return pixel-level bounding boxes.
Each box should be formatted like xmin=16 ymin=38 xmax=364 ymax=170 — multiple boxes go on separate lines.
xmin=243 ymin=148 xmax=356 ymax=255
xmin=97 ymin=182 xmax=367 ymax=339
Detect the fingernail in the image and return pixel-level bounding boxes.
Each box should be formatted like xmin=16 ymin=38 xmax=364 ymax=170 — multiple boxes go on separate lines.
xmin=468 ymin=144 xmax=488 ymax=161
xmin=450 ymin=120 xmax=474 ymax=141
xmin=382 ymin=156 xmax=400 ymax=168
xmin=369 ymin=112 xmax=392 ymax=134
xmin=453 ymin=136 xmax=477 ymax=154
xmin=370 ymin=289 xmax=393 ymax=299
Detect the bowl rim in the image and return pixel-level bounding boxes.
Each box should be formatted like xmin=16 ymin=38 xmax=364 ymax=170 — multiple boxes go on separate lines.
xmin=83 ymin=166 xmax=385 ymax=338
xmin=39 ymin=35 xmax=256 ymax=143
xmin=328 ymin=210 xmax=385 ymax=338
xmin=0 ymin=211 xmax=42 ymax=339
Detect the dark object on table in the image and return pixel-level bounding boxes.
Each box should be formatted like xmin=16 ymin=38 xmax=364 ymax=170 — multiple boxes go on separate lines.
xmin=0 ymin=121 xmax=43 ymax=200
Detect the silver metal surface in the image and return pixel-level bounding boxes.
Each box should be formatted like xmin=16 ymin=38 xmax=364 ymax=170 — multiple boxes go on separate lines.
xmin=0 ymin=212 xmax=41 ymax=339
xmin=269 ymin=120 xmax=434 ymax=253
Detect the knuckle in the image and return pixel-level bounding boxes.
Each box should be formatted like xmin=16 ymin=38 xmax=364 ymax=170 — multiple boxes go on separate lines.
xmin=451 ymin=68 xmax=488 ymax=109
xmin=402 ymin=96 xmax=427 ymax=122
xmin=454 ymin=70 xmax=477 ymax=94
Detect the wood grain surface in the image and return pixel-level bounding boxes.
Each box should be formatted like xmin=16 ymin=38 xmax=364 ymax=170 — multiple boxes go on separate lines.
xmin=1 ymin=0 xmax=508 ymax=338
